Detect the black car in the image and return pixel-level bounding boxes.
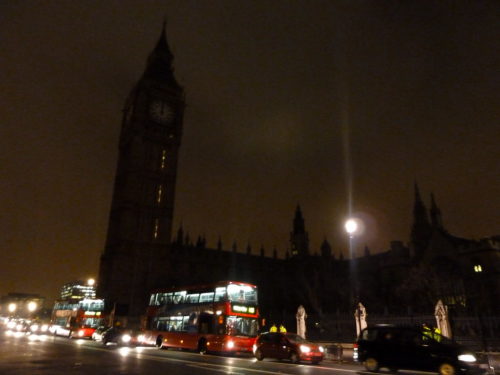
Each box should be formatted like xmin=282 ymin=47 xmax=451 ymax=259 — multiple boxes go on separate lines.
xmin=101 ymin=327 xmax=145 ymax=347
xmin=354 ymin=325 xmax=491 ymax=375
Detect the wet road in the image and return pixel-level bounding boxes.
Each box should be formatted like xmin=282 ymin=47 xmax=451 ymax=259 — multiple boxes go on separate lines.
xmin=0 ymin=331 xmax=366 ymax=375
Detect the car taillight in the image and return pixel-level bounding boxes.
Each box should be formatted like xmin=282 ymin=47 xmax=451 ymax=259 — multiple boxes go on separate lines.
xmin=353 ymin=343 xmax=358 ymax=349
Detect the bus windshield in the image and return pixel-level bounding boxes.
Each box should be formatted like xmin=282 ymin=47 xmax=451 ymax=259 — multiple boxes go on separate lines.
xmin=227 ymin=284 xmax=258 ymax=304
xmin=226 ymin=316 xmax=259 ymax=337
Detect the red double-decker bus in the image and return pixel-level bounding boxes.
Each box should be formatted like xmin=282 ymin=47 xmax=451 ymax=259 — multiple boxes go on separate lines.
xmin=143 ymin=281 xmax=260 ymax=354
xmin=50 ymin=298 xmax=106 ymax=339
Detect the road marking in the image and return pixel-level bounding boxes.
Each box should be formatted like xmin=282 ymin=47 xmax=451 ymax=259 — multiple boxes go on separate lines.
xmin=58 ymin=339 xmax=364 ymax=374
xmin=187 ymin=363 xmax=246 ymax=374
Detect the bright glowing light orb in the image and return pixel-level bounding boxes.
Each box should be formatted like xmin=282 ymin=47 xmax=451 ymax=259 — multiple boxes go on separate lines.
xmin=27 ymin=301 xmax=37 ymax=312
xmin=345 ymin=219 xmax=358 ymax=235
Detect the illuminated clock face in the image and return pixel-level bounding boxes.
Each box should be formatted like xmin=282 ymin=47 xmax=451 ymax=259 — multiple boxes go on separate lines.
xmin=150 ymin=100 xmax=173 ymax=124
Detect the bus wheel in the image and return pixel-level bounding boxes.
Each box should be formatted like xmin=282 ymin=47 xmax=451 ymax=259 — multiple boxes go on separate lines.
xmin=156 ymin=336 xmax=164 ymax=349
xmin=198 ymin=339 xmax=208 ymax=355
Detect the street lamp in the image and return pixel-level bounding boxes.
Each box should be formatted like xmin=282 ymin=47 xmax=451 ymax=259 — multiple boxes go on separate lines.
xmin=345 ymin=219 xmax=358 ymax=238
xmin=27 ymin=301 xmax=37 ymax=312
xmin=344 ymin=217 xmax=363 ymax=304
xmin=87 ymin=278 xmax=95 ymax=286
xmin=8 ymin=303 xmax=17 ymax=313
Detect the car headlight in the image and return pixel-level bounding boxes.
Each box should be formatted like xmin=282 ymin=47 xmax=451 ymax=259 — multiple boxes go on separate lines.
xmin=300 ymin=345 xmax=311 ymax=353
xmin=226 ymin=340 xmax=235 ymax=349
xmin=41 ymin=324 xmax=49 ymax=332
xmin=458 ymin=354 xmax=476 ymax=363
xmin=121 ymin=334 xmax=131 ymax=343
xmin=318 ymin=346 xmax=324 ymax=353
xmin=31 ymin=324 xmax=39 ymax=332
xmin=137 ymin=334 xmax=145 ymax=342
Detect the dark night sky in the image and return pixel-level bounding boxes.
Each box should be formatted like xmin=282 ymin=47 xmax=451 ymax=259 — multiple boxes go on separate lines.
xmin=1 ymin=1 xmax=498 ymax=305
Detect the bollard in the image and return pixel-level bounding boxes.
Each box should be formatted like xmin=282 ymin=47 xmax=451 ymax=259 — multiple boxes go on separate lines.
xmin=327 ymin=344 xmax=343 ymax=362
xmin=336 ymin=343 xmax=343 ymax=362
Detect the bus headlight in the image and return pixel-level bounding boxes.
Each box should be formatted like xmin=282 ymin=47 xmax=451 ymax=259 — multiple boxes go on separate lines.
xmin=458 ymin=354 xmax=476 ymax=363
xmin=300 ymin=345 xmax=311 ymax=353
xmin=78 ymin=330 xmax=85 ymax=337
xmin=121 ymin=334 xmax=132 ymax=343
xmin=252 ymin=344 xmax=257 ymax=353
xmin=226 ymin=340 xmax=235 ymax=349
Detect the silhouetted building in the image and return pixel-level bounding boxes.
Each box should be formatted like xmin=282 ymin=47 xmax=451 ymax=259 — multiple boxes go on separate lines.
xmin=97 ymin=24 xmax=499 ymax=325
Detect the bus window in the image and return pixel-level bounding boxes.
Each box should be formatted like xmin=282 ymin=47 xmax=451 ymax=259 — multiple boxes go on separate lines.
xmin=182 ymin=316 xmax=189 ymax=332
xmin=166 ymin=293 xmax=174 ymax=304
xmin=214 ymin=287 xmax=227 ymax=302
xmin=186 ymin=294 xmax=199 ymax=303
xmin=227 ymin=284 xmax=257 ymax=303
xmin=199 ymin=292 xmax=214 ymax=303
xmin=173 ymin=291 xmax=186 ymax=304
xmin=226 ymin=316 xmax=259 ymax=337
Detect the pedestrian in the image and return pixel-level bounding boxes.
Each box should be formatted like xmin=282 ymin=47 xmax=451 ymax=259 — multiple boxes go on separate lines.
xmin=279 ymin=324 xmax=287 ymax=333
xmin=270 ymin=324 xmax=277 ymax=332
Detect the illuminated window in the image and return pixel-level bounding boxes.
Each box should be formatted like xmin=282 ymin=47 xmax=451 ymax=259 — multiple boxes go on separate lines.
xmin=474 ymin=265 xmax=482 ymax=273
xmin=160 ymin=150 xmax=167 ymax=169
xmin=153 ymin=219 xmax=159 ymax=239
xmin=157 ymin=185 xmax=163 ymax=203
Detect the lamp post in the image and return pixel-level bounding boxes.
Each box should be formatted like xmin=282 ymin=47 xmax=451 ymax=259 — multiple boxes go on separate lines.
xmin=345 ymin=218 xmax=362 ymax=304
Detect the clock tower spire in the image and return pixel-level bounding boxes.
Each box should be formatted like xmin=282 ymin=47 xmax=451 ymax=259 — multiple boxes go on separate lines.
xmin=98 ymin=23 xmax=185 ymax=322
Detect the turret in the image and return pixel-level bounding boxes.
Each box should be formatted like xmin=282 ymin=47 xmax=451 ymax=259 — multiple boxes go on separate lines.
xmin=290 ymin=205 xmax=309 ymax=257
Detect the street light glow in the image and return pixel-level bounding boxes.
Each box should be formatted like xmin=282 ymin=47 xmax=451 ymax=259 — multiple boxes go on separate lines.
xmin=27 ymin=301 xmax=37 ymax=312
xmin=345 ymin=219 xmax=358 ymax=235
xmin=87 ymin=278 xmax=95 ymax=286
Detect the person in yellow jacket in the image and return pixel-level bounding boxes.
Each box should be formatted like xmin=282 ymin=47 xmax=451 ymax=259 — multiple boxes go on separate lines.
xmin=279 ymin=324 xmax=287 ymax=333
xmin=270 ymin=324 xmax=277 ymax=332
xmin=422 ymin=323 xmax=432 ymax=341
xmin=433 ymin=327 xmax=442 ymax=342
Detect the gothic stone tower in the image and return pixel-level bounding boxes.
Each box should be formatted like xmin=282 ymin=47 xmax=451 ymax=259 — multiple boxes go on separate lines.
xmin=98 ymin=24 xmax=184 ymax=319
xmin=410 ymin=183 xmax=432 ymax=260
xmin=290 ymin=205 xmax=309 ymax=257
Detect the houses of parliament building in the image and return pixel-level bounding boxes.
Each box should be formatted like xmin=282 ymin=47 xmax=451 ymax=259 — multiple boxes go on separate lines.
xmin=97 ymin=25 xmax=499 ymax=330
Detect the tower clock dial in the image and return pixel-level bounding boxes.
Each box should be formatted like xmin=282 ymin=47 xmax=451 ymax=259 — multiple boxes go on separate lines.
xmin=150 ymin=100 xmax=173 ymax=124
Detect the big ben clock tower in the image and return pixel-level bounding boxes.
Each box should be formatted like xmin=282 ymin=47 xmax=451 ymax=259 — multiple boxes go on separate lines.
xmin=98 ymin=23 xmax=184 ymax=320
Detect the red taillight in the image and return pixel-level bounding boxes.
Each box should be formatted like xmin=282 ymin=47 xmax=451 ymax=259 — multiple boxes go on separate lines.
xmin=353 ymin=343 xmax=358 ymax=349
